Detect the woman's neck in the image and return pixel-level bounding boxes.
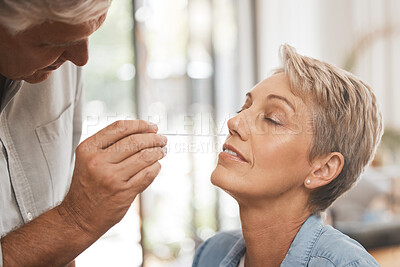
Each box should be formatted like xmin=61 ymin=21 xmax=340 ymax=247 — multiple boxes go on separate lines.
xmin=239 ymin=198 xmax=311 ymax=267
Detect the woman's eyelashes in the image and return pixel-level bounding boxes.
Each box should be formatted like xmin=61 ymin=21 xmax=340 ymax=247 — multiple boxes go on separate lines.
xmin=264 ymin=116 xmax=281 ymax=125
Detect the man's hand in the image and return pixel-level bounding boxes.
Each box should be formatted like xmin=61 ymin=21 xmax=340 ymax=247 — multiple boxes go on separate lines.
xmin=2 ymin=120 xmax=167 ymax=266
xmin=59 ymin=120 xmax=167 ymax=237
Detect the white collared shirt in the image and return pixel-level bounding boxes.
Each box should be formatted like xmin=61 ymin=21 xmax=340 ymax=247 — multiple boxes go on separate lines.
xmin=0 ymin=62 xmax=83 ymax=266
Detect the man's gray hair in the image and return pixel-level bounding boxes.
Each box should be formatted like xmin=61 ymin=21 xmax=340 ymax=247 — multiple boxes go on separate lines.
xmin=0 ymin=0 xmax=111 ymax=34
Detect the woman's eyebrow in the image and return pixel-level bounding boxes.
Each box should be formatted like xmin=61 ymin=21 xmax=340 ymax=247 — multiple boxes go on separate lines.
xmin=267 ymin=94 xmax=295 ymax=112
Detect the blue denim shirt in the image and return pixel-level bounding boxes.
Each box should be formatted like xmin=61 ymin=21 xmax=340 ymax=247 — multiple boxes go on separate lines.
xmin=193 ymin=214 xmax=380 ymax=267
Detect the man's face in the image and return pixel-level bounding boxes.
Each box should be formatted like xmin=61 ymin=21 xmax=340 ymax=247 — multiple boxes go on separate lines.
xmin=0 ymin=14 xmax=107 ymax=83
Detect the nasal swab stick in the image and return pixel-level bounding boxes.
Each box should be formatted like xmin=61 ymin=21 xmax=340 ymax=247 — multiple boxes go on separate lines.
xmin=159 ymin=133 xmax=226 ymax=137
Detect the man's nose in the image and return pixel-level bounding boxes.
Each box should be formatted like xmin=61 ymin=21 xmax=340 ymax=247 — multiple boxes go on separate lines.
xmin=61 ymin=39 xmax=89 ymax=67
xmin=227 ymin=111 xmax=251 ymax=141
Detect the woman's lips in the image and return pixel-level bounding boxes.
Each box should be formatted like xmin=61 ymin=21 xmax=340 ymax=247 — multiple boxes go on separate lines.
xmin=220 ymin=144 xmax=248 ymax=163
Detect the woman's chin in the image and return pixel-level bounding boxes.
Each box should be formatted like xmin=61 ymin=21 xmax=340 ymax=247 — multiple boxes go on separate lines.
xmin=210 ymin=166 xmax=239 ymax=194
xmin=210 ymin=168 xmax=221 ymax=187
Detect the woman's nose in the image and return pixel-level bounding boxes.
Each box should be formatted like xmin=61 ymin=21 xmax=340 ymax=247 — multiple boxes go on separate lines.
xmin=227 ymin=111 xmax=251 ymax=141
xmin=61 ymin=39 xmax=89 ymax=67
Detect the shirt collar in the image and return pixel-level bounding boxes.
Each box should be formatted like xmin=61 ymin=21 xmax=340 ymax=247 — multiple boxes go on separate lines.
xmin=0 ymin=79 xmax=23 ymax=113
xmin=220 ymin=214 xmax=324 ymax=267
xmin=220 ymin=234 xmax=246 ymax=267
xmin=281 ymin=214 xmax=324 ymax=267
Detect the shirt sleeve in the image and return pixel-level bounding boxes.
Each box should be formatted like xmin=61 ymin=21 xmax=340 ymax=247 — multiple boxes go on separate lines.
xmin=343 ymin=259 xmax=380 ymax=267
xmin=309 ymin=256 xmax=380 ymax=267
xmin=192 ymin=238 xmax=211 ymax=267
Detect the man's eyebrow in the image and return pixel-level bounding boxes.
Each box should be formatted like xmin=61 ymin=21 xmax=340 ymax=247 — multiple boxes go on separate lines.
xmin=245 ymin=92 xmax=252 ymax=100
xmin=267 ymin=94 xmax=295 ymax=112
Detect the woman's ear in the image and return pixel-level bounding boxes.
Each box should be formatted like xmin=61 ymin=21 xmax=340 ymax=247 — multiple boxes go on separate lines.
xmin=304 ymin=152 xmax=344 ymax=189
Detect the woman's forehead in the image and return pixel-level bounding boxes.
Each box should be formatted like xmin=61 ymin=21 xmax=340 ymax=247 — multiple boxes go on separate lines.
xmin=250 ymin=74 xmax=307 ymax=109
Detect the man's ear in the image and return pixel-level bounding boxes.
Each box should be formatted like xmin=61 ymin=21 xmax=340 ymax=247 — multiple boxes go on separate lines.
xmin=304 ymin=152 xmax=344 ymax=189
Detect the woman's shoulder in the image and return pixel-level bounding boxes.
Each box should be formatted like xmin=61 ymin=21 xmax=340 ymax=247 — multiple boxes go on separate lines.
xmin=309 ymin=225 xmax=380 ymax=266
xmin=192 ymin=230 xmax=245 ymax=267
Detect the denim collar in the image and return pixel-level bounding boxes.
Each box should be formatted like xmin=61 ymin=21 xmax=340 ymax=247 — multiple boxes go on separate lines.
xmin=220 ymin=234 xmax=246 ymax=267
xmin=281 ymin=214 xmax=324 ymax=266
xmin=220 ymin=214 xmax=323 ymax=267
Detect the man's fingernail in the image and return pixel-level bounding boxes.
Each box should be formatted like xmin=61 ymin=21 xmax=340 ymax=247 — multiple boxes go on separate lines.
xmin=149 ymin=122 xmax=158 ymax=131
xmin=162 ymin=146 xmax=168 ymax=157
xmin=161 ymin=135 xmax=167 ymax=145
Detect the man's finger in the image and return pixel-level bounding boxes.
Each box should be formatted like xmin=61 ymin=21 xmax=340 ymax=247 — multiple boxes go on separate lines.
xmin=105 ymin=133 xmax=167 ymax=163
xmin=117 ymin=147 xmax=166 ymax=179
xmin=126 ymin=161 xmax=162 ymax=194
xmin=87 ymin=120 xmax=158 ymax=149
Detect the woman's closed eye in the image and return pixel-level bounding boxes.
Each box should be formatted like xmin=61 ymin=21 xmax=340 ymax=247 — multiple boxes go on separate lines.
xmin=264 ymin=115 xmax=282 ymax=126
xmin=237 ymin=108 xmax=283 ymax=126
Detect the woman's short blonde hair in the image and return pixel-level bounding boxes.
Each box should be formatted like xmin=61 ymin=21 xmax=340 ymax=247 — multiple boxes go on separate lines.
xmin=274 ymin=44 xmax=383 ymax=213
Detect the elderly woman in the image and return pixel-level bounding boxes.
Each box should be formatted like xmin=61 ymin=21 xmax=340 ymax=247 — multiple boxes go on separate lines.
xmin=193 ymin=45 xmax=383 ymax=267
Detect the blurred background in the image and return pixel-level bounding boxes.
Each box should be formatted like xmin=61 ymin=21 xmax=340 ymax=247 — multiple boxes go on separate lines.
xmin=76 ymin=0 xmax=400 ymax=266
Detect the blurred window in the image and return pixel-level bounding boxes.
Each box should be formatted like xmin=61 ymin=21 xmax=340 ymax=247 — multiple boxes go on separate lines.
xmin=76 ymin=0 xmax=245 ymax=266
xmin=76 ymin=1 xmax=142 ymax=266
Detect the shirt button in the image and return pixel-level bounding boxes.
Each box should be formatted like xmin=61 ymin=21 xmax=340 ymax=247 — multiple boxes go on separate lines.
xmin=27 ymin=212 xmax=33 ymax=221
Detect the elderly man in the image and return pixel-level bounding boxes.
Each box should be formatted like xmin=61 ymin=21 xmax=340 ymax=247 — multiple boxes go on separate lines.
xmin=0 ymin=1 xmax=167 ymax=266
